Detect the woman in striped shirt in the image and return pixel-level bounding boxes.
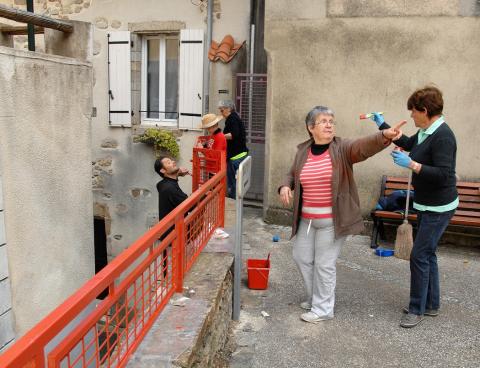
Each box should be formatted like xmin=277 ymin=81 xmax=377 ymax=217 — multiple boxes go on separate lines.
xmin=279 ymin=106 xmax=404 ymax=323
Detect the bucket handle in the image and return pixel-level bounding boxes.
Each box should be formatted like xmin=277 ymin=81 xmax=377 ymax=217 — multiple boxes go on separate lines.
xmin=245 ymin=253 xmax=271 ymax=268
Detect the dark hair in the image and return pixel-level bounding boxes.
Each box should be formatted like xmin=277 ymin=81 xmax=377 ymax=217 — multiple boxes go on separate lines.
xmin=154 ymin=155 xmax=169 ymax=178
xmin=407 ymin=85 xmax=443 ymax=118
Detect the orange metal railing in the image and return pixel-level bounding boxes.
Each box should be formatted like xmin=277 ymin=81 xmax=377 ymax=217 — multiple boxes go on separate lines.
xmin=0 ymin=149 xmax=226 ymax=368
xmin=192 ymin=146 xmax=225 ymax=192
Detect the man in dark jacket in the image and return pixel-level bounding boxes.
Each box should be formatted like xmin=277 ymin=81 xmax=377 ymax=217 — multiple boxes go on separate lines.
xmin=155 ymin=156 xmax=189 ymax=278
xmin=218 ymin=100 xmax=249 ymax=199
xmin=155 ymin=156 xmax=189 ymax=221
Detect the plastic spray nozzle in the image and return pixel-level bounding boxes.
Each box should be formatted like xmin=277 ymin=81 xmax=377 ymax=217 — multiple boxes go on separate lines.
xmin=359 ymin=112 xmax=384 ymax=119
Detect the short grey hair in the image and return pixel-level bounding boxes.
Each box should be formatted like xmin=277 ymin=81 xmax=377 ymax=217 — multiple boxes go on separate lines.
xmin=305 ymin=106 xmax=335 ymax=126
xmin=218 ymin=99 xmax=236 ymax=111
xmin=305 ymin=106 xmax=335 ymax=137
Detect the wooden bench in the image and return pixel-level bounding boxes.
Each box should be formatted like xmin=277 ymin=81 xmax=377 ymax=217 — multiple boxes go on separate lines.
xmin=370 ymin=175 xmax=480 ymax=248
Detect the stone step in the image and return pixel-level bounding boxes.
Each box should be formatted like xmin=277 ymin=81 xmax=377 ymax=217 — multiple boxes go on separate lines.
xmin=126 ymin=251 xmax=234 ymax=368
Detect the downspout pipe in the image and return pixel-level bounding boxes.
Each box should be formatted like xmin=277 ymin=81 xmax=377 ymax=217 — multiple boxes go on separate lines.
xmin=250 ymin=0 xmax=255 ymax=26
xmin=203 ymin=0 xmax=213 ymax=114
xmin=247 ymin=1 xmax=256 ymax=134
xmin=249 ymin=0 xmax=256 ymax=74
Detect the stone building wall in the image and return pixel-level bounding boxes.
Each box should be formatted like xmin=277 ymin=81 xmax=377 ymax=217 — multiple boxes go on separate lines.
xmin=72 ymin=0 xmax=249 ymax=262
xmin=0 ymin=1 xmax=250 ymax=260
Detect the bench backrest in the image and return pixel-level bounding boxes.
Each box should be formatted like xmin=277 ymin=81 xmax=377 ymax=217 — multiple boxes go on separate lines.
xmin=381 ymin=175 xmax=480 ymax=226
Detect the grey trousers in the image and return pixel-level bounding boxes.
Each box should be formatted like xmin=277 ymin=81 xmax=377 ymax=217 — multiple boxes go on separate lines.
xmin=293 ymin=218 xmax=346 ymax=317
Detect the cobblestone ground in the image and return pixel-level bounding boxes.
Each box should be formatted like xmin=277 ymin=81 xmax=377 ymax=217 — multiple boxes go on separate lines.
xmin=229 ymin=207 xmax=480 ymax=368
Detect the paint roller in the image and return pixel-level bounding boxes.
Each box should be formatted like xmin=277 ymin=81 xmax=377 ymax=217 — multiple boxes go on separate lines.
xmin=359 ymin=112 xmax=384 ymax=120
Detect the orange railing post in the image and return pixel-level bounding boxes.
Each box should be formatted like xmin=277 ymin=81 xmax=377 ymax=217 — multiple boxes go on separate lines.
xmin=192 ymin=147 xmax=200 ymax=192
xmin=219 ymin=150 xmax=226 ymax=227
xmin=175 ymin=214 xmax=185 ymax=293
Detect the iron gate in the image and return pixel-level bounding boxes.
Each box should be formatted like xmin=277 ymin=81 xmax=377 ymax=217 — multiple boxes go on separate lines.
xmin=235 ymin=73 xmax=267 ymax=201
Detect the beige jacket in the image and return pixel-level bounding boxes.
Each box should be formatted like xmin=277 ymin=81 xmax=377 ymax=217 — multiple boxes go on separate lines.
xmin=280 ymin=132 xmax=390 ymax=239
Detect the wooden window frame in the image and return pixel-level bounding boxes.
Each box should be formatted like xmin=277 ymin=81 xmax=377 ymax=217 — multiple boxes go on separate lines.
xmin=140 ymin=34 xmax=179 ymax=127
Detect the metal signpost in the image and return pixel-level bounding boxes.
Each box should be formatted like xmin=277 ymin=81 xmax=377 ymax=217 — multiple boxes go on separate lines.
xmin=233 ymin=156 xmax=252 ymax=321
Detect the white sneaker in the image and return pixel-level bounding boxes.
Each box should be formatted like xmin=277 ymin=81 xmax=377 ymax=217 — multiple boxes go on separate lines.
xmin=300 ymin=311 xmax=333 ymax=323
xmin=300 ymin=301 xmax=312 ymax=310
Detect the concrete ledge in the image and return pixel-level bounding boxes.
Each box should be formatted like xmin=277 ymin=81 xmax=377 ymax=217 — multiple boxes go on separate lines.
xmin=127 ymin=251 xmax=234 ymax=368
xmin=128 ymin=21 xmax=186 ymax=33
xmin=0 ymin=44 xmax=92 ymax=67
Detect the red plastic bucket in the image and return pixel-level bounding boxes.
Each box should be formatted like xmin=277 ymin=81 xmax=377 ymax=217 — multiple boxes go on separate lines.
xmin=247 ymin=253 xmax=270 ymax=290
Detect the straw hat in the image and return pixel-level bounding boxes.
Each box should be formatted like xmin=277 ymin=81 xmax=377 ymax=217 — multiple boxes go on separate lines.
xmin=200 ymin=113 xmax=222 ymax=129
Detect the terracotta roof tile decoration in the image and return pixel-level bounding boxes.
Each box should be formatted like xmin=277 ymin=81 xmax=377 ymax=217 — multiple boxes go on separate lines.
xmin=208 ymin=35 xmax=245 ymax=63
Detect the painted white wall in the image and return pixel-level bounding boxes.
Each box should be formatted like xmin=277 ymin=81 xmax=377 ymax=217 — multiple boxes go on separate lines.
xmin=0 ymin=46 xmax=94 ymax=335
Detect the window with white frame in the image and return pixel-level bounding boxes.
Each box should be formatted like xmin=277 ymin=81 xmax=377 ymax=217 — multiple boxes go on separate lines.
xmin=107 ymin=29 xmax=204 ymax=129
xmin=142 ymin=35 xmax=179 ymax=125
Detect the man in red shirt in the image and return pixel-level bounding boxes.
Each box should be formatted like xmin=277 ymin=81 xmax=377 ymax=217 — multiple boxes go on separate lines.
xmin=198 ymin=113 xmax=227 ymax=151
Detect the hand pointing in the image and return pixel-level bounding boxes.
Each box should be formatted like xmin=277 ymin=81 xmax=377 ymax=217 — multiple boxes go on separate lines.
xmin=382 ymin=120 xmax=406 ymax=140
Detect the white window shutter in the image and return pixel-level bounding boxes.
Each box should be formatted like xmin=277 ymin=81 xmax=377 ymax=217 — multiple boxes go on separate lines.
xmin=179 ymin=29 xmax=204 ymax=129
xmin=108 ymin=31 xmax=131 ymax=127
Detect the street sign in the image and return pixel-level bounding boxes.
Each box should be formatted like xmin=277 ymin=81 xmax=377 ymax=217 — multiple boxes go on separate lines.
xmin=233 ymin=156 xmax=252 ymax=320
xmin=236 ymin=156 xmax=252 ymax=199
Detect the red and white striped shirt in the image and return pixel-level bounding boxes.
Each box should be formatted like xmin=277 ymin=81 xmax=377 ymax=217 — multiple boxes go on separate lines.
xmin=299 ymin=149 xmax=333 ymax=219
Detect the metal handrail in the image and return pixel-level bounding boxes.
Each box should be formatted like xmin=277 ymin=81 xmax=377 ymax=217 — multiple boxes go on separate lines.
xmin=0 ymin=4 xmax=73 ymax=33
xmin=0 ymin=149 xmax=227 ymax=368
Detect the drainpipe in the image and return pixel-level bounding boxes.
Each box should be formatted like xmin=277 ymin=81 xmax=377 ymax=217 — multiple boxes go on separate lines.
xmin=249 ymin=0 xmax=256 ymax=73
xmin=203 ymin=0 xmax=213 ymax=114
xmin=26 ymin=0 xmax=35 ymax=51
xmin=249 ymin=24 xmax=255 ymax=74
xmin=247 ymin=1 xmax=256 ymax=135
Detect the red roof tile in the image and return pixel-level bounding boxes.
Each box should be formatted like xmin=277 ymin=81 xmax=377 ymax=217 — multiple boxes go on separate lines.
xmin=208 ymin=35 xmax=245 ymax=63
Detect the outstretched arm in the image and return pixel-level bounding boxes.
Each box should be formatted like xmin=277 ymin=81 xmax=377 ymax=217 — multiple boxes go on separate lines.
xmin=370 ymin=112 xmax=416 ymax=151
xmin=345 ymin=131 xmax=388 ymax=164
xmin=346 ymin=120 xmax=406 ymax=164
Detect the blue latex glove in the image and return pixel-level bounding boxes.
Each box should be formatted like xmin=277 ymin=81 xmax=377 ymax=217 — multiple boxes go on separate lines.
xmin=391 ymin=150 xmax=412 ymax=168
xmin=370 ymin=112 xmax=385 ymax=127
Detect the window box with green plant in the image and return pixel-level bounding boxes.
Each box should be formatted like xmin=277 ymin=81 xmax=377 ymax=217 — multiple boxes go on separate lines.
xmin=135 ymin=128 xmax=180 ymax=158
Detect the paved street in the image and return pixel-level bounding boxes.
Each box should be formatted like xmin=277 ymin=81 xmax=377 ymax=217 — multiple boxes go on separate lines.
xmin=230 ymin=207 xmax=480 ymax=368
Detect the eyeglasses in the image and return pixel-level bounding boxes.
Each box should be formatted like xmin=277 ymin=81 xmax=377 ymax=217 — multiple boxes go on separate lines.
xmin=313 ymin=119 xmax=336 ymax=126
